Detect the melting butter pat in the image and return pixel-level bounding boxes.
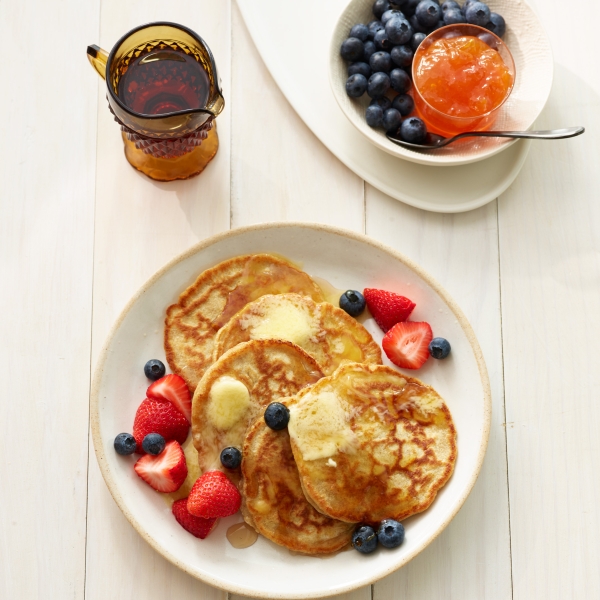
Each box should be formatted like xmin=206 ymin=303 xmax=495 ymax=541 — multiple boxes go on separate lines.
xmin=207 ymin=376 xmax=251 ymax=430
xmin=288 ymin=390 xmax=357 ymax=461
xmin=244 ymin=303 xmax=316 ymax=347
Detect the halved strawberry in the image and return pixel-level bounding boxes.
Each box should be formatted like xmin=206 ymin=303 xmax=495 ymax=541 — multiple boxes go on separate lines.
xmin=363 ymin=288 xmax=416 ymax=333
xmin=147 ymin=374 xmax=191 ymax=423
xmin=382 ymin=321 xmax=433 ymax=370
xmin=187 ymin=471 xmax=241 ymax=519
xmin=133 ymin=397 xmax=189 ymax=452
xmin=134 ymin=440 xmax=188 ymax=493
xmin=172 ymin=498 xmax=218 ymax=539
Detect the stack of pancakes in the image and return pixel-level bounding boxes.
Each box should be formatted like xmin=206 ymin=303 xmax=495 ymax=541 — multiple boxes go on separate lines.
xmin=165 ymin=254 xmax=457 ymax=554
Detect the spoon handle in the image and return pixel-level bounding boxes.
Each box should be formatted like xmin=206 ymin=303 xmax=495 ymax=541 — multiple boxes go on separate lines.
xmin=455 ymin=126 xmax=585 ymax=141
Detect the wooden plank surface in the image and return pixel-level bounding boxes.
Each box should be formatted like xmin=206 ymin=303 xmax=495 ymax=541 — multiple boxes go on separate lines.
xmin=230 ymin=3 xmax=364 ymax=231
xmin=499 ymin=1 xmax=600 ymax=596
xmin=84 ymin=2 xmax=230 ymax=599
xmin=0 ymin=0 xmax=99 ymax=598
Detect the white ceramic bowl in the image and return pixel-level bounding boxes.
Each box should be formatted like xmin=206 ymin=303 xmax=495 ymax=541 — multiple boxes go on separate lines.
xmin=91 ymin=223 xmax=491 ymax=598
xmin=329 ymin=0 xmax=553 ymax=166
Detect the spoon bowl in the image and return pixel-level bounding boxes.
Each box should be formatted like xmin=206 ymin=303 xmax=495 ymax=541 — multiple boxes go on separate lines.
xmin=386 ymin=127 xmax=585 ymax=150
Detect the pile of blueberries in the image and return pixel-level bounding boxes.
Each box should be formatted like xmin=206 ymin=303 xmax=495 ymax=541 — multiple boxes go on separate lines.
xmin=341 ymin=0 xmax=506 ymax=144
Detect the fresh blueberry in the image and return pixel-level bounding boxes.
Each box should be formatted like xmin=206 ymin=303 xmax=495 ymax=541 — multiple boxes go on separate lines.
xmin=383 ymin=108 xmax=402 ymax=132
xmin=339 ymin=290 xmax=367 ymax=316
xmin=373 ymin=0 xmax=391 ymax=19
xmin=465 ymin=1 xmax=490 ymax=26
xmin=348 ymin=62 xmax=372 ymax=78
xmin=220 ymin=446 xmax=242 ymax=469
xmin=416 ymin=0 xmax=442 ymax=27
xmin=444 ymin=7 xmax=465 ymax=24
xmin=114 ymin=432 xmax=137 ymax=455
xmin=381 ymin=9 xmax=404 ymax=25
xmin=346 ymin=74 xmax=368 ymax=98
xmin=367 ymin=72 xmax=391 ymax=98
xmin=352 ymin=525 xmax=378 ymax=554
xmin=400 ymin=116 xmax=427 ymax=143
xmin=350 ymin=23 xmax=370 ymax=42
xmin=409 ymin=14 xmax=429 ymax=34
xmin=341 ymin=37 xmax=365 ymax=61
xmin=385 ymin=16 xmax=413 ymax=44
xmin=389 ymin=68 xmax=411 ymax=93
xmin=366 ymin=105 xmax=384 ymax=127
xmin=429 ymin=337 xmax=451 ymax=359
xmin=363 ymin=40 xmax=377 ymax=62
xmin=377 ymin=519 xmax=405 ymax=548
xmin=441 ymin=0 xmax=460 ymax=11
xmin=391 ymin=44 xmax=413 ymax=67
xmin=370 ymin=96 xmax=392 ymax=110
xmin=370 ymin=51 xmax=393 ymax=73
xmin=264 ymin=402 xmax=290 ymax=430
xmin=374 ymin=28 xmax=392 ymax=50
xmin=144 ymin=359 xmax=166 ymax=381
xmin=142 ymin=433 xmax=166 ymax=455
xmin=367 ymin=19 xmax=385 ymax=39
xmin=411 ymin=31 xmax=427 ymax=49
xmin=402 ymin=0 xmax=421 ymax=17
xmin=391 ymin=93 xmax=414 ymax=115
xmin=486 ymin=12 xmax=506 ymax=38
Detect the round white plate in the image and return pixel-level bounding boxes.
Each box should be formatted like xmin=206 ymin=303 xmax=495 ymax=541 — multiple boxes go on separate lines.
xmin=91 ymin=223 xmax=491 ymax=599
xmin=236 ymin=0 xmax=533 ymax=212
xmin=330 ymin=0 xmax=554 ymax=166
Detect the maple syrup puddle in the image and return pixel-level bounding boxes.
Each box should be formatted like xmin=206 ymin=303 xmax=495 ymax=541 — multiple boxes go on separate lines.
xmin=313 ymin=276 xmax=373 ymax=325
xmin=312 ymin=276 xmax=346 ymax=307
xmin=226 ymin=522 xmax=258 ymax=549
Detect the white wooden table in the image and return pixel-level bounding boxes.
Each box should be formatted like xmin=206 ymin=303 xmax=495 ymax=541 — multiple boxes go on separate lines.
xmin=1 ymin=0 xmax=598 ymax=598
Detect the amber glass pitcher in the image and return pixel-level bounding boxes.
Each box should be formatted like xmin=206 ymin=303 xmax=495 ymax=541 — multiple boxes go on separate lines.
xmin=87 ymin=22 xmax=224 ymax=181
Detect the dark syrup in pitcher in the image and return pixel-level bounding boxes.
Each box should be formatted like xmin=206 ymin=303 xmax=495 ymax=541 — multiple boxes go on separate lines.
xmin=117 ymin=48 xmax=210 ymax=115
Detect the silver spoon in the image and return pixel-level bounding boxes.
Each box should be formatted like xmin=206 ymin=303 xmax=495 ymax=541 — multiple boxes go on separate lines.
xmin=386 ymin=126 xmax=585 ymax=150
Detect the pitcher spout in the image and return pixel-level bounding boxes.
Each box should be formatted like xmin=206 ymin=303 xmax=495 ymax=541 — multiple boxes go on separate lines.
xmin=209 ymin=92 xmax=225 ymax=118
xmin=87 ymin=45 xmax=109 ymax=80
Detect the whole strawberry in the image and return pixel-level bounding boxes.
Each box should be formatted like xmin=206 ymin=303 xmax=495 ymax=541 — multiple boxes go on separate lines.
xmin=133 ymin=397 xmax=189 ymax=452
xmin=172 ymin=498 xmax=218 ymax=539
xmin=147 ymin=374 xmax=191 ymax=423
xmin=187 ymin=471 xmax=241 ymax=519
xmin=363 ymin=288 xmax=416 ymax=333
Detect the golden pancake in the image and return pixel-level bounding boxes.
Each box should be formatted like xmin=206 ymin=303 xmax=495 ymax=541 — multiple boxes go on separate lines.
xmin=213 ymin=293 xmax=382 ymax=374
xmin=191 ymin=339 xmax=323 ymax=482
xmin=164 ymin=254 xmax=325 ymax=391
xmin=287 ymin=363 xmax=457 ymax=523
xmin=241 ymin=414 xmax=354 ymax=554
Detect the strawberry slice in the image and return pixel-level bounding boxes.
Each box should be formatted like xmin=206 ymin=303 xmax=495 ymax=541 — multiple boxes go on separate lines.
xmin=382 ymin=321 xmax=433 ymax=370
xmin=187 ymin=471 xmax=241 ymax=519
xmin=133 ymin=397 xmax=189 ymax=452
xmin=147 ymin=374 xmax=191 ymax=423
xmin=172 ymin=498 xmax=218 ymax=539
xmin=363 ymin=288 xmax=416 ymax=333
xmin=134 ymin=440 xmax=188 ymax=493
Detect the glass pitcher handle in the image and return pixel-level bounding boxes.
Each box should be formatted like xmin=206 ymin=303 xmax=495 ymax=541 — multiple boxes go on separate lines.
xmin=87 ymin=45 xmax=109 ymax=80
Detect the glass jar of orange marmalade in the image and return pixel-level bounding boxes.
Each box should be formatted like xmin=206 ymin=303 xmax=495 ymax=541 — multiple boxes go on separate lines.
xmin=411 ymin=24 xmax=515 ymax=136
